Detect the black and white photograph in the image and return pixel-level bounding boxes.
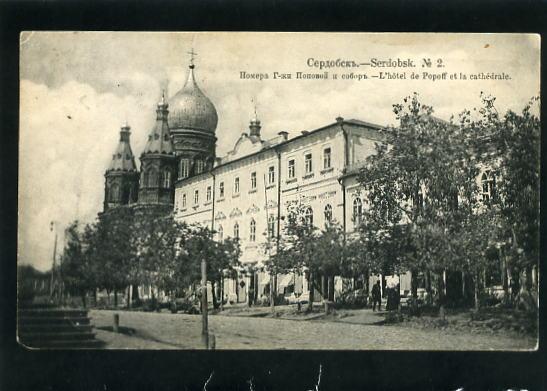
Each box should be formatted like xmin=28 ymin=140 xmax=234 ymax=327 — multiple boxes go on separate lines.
xmin=17 ymin=32 xmax=540 ymax=351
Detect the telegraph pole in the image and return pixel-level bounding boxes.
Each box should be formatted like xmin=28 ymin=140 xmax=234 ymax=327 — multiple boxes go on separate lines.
xmin=49 ymin=221 xmax=58 ymax=299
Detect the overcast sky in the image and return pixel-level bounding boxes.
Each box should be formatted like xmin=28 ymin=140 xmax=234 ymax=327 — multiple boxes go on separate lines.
xmin=18 ymin=32 xmax=540 ymax=271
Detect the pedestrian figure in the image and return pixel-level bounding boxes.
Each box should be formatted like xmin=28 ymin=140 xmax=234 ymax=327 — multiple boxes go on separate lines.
xmin=371 ymin=280 xmax=382 ymax=311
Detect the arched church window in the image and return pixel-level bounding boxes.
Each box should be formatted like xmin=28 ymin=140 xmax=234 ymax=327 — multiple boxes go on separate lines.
xmin=234 ymin=223 xmax=240 ymax=239
xmin=147 ymin=168 xmax=157 ymax=188
xmin=179 ymin=159 xmax=189 ymax=179
xmin=109 ymin=183 xmax=120 ymax=202
xmin=195 ymin=159 xmax=205 ymax=174
xmin=250 ymin=219 xmax=256 ymax=242
xmin=162 ymin=169 xmax=171 ymax=188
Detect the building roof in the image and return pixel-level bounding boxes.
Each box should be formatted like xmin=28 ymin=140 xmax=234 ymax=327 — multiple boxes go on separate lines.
xmin=168 ymin=64 xmax=218 ymax=133
xmin=175 ymin=117 xmax=384 ymax=185
xmin=107 ymin=123 xmax=137 ymax=172
xmin=142 ymin=96 xmax=175 ymax=155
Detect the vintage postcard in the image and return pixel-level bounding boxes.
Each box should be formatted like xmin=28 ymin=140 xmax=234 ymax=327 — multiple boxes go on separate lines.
xmin=18 ymin=32 xmax=540 ymax=350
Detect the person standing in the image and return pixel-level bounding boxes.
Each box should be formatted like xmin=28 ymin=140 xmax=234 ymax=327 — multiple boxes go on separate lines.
xmin=371 ymin=280 xmax=382 ymax=311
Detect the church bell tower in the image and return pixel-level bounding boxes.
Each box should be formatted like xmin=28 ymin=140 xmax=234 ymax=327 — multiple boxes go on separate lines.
xmin=103 ymin=123 xmax=139 ymax=211
xmin=137 ymin=94 xmax=177 ymax=206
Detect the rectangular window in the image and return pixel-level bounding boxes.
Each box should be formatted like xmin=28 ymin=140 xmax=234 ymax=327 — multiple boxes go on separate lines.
xmin=305 ymin=153 xmax=313 ymax=174
xmin=206 ymin=186 xmax=212 ymax=201
xmin=194 ymin=190 xmax=199 ymax=205
xmin=268 ymin=166 xmax=275 ymax=184
xmin=182 ymin=193 xmax=186 ymax=208
xmin=288 ymin=159 xmax=295 ymax=178
xmin=234 ymin=177 xmax=240 ymax=194
xmin=251 ymin=172 xmax=257 ymax=189
xmin=323 ymin=148 xmax=331 ymax=169
xmin=219 ymin=182 xmax=225 ymax=198
xmin=179 ymin=159 xmax=189 ymax=179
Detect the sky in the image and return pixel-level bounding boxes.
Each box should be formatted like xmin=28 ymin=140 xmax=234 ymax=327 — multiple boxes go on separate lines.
xmin=18 ymin=32 xmax=540 ymax=271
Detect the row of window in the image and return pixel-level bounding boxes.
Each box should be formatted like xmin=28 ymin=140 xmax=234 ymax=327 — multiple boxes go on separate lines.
xmin=142 ymin=169 xmax=171 ymax=189
xmin=179 ymin=158 xmax=206 ymax=179
xmin=216 ymin=215 xmax=278 ymax=242
xmin=177 ymin=148 xmax=332 ymax=197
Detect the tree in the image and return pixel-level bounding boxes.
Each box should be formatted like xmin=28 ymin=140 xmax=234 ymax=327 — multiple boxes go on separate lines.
xmin=60 ymin=221 xmax=95 ymax=307
xmin=357 ymin=93 xmax=481 ymax=314
xmin=131 ymin=207 xmax=190 ymax=304
xmin=268 ymin=202 xmax=329 ymax=311
xmin=88 ymin=206 xmax=136 ymax=306
xmin=467 ymin=94 xmax=540 ymax=309
xmin=207 ymin=236 xmax=241 ymax=309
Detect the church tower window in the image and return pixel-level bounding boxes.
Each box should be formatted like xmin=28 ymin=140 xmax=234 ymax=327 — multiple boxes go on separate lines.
xmin=179 ymin=159 xmax=189 ymax=179
xmin=161 ymin=169 xmax=171 ymax=188
xmin=109 ymin=183 xmax=120 ymax=202
xmin=195 ymin=159 xmax=205 ymax=174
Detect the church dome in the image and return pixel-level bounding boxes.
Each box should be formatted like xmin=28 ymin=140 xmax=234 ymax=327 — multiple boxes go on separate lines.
xmin=169 ymin=65 xmax=218 ymax=133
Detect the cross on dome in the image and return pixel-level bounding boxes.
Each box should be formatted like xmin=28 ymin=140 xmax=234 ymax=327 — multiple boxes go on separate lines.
xmin=188 ymin=48 xmax=197 ymax=69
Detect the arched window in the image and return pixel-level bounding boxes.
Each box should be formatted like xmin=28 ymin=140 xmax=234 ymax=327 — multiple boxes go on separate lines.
xmin=161 ymin=169 xmax=171 ymax=188
xmin=249 ymin=219 xmax=256 ymax=242
xmin=234 ymin=223 xmax=240 ymax=239
xmin=109 ymin=183 xmax=120 ymax=202
xmin=481 ymin=171 xmax=497 ymax=202
xmin=182 ymin=193 xmax=187 ymax=208
xmin=324 ymin=204 xmax=333 ymax=224
xmin=142 ymin=171 xmax=149 ymax=188
xmin=195 ymin=159 xmax=205 ymax=174
xmin=147 ymin=168 xmax=157 ymax=188
xmin=268 ymin=215 xmax=276 ymax=239
xmin=179 ymin=159 xmax=189 ymax=179
xmin=353 ymin=198 xmax=363 ymax=227
xmin=305 ymin=207 xmax=313 ymax=226
xmin=218 ymin=225 xmax=223 ymax=242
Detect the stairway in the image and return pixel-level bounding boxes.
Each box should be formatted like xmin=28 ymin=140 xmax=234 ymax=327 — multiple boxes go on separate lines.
xmin=18 ymin=304 xmax=103 ymax=349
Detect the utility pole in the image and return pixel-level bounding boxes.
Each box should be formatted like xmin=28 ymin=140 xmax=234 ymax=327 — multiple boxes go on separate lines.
xmin=49 ymin=221 xmax=58 ymax=299
xmin=201 ymin=256 xmax=209 ymax=349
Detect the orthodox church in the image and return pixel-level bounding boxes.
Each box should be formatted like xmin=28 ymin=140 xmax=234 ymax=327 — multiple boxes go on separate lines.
xmin=103 ymin=57 xmax=217 ymax=213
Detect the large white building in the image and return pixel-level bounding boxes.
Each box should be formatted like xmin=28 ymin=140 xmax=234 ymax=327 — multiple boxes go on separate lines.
xmin=170 ymin=63 xmax=392 ymax=303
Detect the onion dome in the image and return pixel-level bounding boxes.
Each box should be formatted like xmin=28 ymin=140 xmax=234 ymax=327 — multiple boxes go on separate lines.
xmin=142 ymin=94 xmax=175 ymax=155
xmin=169 ymin=63 xmax=218 ymax=133
xmin=107 ymin=122 xmax=137 ymax=172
